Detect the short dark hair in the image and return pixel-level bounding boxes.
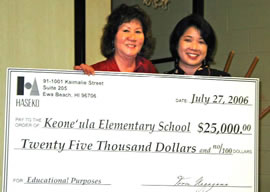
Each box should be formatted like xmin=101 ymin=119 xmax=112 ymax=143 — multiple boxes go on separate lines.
xmin=101 ymin=4 xmax=154 ymax=59
xmin=170 ymin=14 xmax=216 ymax=66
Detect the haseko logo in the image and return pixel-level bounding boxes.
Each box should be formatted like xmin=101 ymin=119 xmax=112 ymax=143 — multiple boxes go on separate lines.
xmin=16 ymin=76 xmax=40 ymax=107
xmin=17 ymin=76 xmax=40 ymax=96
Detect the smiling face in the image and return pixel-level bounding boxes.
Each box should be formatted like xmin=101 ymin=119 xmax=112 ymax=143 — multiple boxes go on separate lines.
xmin=114 ymin=19 xmax=145 ymax=59
xmin=178 ymin=26 xmax=208 ymax=69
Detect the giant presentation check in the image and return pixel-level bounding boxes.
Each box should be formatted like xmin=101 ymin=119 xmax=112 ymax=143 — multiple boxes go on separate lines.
xmin=3 ymin=68 xmax=259 ymax=192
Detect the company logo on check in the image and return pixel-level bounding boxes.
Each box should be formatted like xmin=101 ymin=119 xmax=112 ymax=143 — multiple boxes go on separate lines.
xmin=17 ymin=76 xmax=40 ymax=96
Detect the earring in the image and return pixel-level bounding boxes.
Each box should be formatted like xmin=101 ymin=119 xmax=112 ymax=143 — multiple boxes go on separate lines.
xmin=203 ymin=59 xmax=207 ymax=66
xmin=175 ymin=58 xmax=179 ymax=68
xmin=112 ymin=41 xmax=115 ymax=52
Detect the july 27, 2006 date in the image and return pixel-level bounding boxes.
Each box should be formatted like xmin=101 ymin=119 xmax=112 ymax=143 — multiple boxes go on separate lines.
xmin=190 ymin=93 xmax=250 ymax=105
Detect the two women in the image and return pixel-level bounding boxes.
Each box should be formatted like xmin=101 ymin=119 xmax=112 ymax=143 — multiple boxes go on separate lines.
xmin=77 ymin=4 xmax=230 ymax=77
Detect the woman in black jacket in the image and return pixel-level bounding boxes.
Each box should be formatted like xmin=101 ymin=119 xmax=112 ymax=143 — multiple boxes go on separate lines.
xmin=167 ymin=14 xmax=230 ymax=76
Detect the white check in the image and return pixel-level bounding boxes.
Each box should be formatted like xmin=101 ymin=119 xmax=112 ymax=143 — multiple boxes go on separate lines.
xmin=3 ymin=68 xmax=259 ymax=192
